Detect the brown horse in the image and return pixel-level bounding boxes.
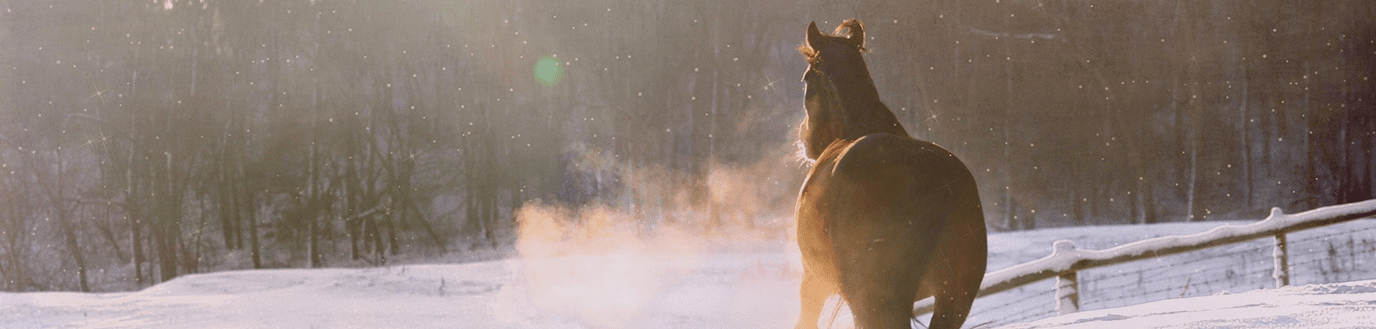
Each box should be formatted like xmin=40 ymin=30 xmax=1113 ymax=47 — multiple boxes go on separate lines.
xmin=794 ymin=20 xmax=987 ymax=329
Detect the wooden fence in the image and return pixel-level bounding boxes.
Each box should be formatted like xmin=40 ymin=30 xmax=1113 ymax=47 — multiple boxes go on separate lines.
xmin=913 ymin=198 xmax=1376 ymax=321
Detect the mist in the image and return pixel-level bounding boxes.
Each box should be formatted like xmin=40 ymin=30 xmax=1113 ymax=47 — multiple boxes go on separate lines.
xmin=0 ymin=0 xmax=1372 ymax=303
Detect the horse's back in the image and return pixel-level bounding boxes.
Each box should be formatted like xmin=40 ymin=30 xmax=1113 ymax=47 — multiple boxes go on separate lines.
xmin=830 ymin=134 xmax=977 ymax=195
xmin=817 ymin=133 xmax=981 ymax=221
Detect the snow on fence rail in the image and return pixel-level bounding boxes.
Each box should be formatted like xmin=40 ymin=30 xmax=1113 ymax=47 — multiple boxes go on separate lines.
xmin=913 ymin=198 xmax=1376 ymax=322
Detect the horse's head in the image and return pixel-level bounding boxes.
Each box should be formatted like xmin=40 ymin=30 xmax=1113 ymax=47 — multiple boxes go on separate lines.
xmin=797 ymin=19 xmax=899 ymax=160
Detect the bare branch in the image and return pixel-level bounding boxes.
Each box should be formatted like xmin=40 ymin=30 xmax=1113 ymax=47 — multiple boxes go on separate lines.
xmin=964 ymin=26 xmax=1063 ymax=41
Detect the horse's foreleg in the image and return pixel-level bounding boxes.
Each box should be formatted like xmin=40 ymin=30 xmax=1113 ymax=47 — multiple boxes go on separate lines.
xmin=795 ymin=271 xmax=835 ymax=329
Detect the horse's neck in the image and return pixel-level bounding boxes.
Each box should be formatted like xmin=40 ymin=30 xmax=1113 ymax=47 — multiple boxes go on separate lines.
xmin=830 ymin=70 xmax=907 ymax=139
xmin=840 ymin=99 xmax=908 ymax=139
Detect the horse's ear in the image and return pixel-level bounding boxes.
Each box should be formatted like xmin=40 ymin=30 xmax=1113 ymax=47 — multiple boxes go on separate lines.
xmin=842 ymin=19 xmax=865 ymax=50
xmin=806 ymin=21 xmax=823 ymax=50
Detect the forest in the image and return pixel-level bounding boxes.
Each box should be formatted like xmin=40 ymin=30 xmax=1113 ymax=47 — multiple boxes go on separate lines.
xmin=1 ymin=0 xmax=1372 ymax=292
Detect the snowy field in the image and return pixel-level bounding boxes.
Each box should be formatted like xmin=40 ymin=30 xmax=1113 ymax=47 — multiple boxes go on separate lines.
xmin=3 ymin=220 xmax=1375 ymax=328
xmin=1000 ymin=279 xmax=1376 ymax=329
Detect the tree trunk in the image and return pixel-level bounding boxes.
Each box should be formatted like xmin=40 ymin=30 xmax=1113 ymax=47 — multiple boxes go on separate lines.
xmin=217 ymin=122 xmax=240 ymax=251
xmin=307 ymin=216 xmax=320 ymax=268
xmin=157 ymin=151 xmax=180 ymax=283
xmin=54 ymin=146 xmax=90 ymax=292
xmin=126 ymin=129 xmax=145 ymax=286
xmin=1179 ymin=0 xmax=1206 ymax=222
xmin=242 ymin=158 xmax=261 ymax=269
xmin=1303 ymin=61 xmax=1318 ymax=210
xmin=1240 ymin=63 xmax=1253 ymax=209
xmin=1003 ymin=38 xmax=1016 ymax=231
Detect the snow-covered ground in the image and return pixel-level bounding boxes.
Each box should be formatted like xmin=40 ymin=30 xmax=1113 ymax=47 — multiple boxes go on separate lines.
xmin=0 ymin=254 xmax=800 ymax=329
xmin=3 ymin=220 xmax=1374 ymax=328
xmin=1001 ymin=280 xmax=1376 ymax=329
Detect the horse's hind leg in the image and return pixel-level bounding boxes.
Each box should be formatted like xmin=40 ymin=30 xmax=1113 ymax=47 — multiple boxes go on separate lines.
xmin=840 ymin=266 xmax=921 ymax=329
xmin=929 ymin=207 xmax=987 ymax=329
xmin=929 ymin=286 xmax=978 ymax=329
xmin=795 ymin=270 xmax=836 ymax=329
xmin=927 ymin=220 xmax=986 ymax=329
xmin=834 ymin=228 xmax=932 ymax=329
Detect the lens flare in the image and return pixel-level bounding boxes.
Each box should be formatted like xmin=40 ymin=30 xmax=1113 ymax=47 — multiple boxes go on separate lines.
xmin=534 ymin=56 xmax=562 ymax=86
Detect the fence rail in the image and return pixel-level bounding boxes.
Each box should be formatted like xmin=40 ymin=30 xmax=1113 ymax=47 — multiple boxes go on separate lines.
xmin=913 ymin=198 xmax=1376 ymax=321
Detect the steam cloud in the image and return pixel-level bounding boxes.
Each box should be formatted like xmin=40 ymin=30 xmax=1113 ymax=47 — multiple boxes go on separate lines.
xmin=495 ymin=143 xmax=808 ymax=328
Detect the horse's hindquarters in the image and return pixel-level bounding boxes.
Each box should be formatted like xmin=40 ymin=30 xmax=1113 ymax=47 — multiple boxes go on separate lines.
xmin=798 ymin=134 xmax=987 ymax=329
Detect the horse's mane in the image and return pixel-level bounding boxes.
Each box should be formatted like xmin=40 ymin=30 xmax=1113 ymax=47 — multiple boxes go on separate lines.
xmin=797 ymin=19 xmax=867 ymax=65
xmin=833 ymin=19 xmax=867 ymax=52
xmin=798 ymin=44 xmax=820 ymax=65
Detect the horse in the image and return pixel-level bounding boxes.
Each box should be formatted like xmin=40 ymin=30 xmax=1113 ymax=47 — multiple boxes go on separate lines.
xmin=793 ymin=20 xmax=988 ymax=329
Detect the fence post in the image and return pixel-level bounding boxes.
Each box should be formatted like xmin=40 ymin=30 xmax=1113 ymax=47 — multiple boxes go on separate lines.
xmin=1053 ymin=240 xmax=1080 ymax=315
xmin=1273 ymin=232 xmax=1290 ymax=288
xmin=1056 ymin=271 xmax=1080 ymax=315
